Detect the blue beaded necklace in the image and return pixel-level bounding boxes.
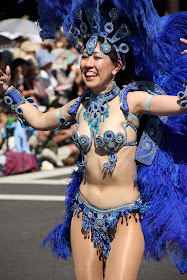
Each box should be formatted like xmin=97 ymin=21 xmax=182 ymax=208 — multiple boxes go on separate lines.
xmin=83 ymin=85 xmax=120 ymax=134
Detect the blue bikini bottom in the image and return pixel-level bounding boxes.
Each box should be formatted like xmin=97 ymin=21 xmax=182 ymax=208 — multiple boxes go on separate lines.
xmin=71 ymin=191 xmax=150 ymax=258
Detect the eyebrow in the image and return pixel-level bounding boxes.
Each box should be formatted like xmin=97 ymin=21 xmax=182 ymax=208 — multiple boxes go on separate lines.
xmin=82 ymin=51 xmax=103 ymax=55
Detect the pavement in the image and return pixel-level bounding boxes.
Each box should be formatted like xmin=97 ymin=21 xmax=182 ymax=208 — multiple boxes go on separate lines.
xmin=0 ymin=166 xmax=186 ymax=280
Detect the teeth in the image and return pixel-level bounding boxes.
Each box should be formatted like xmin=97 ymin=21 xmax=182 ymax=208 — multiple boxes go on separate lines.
xmin=85 ymin=73 xmax=97 ymax=78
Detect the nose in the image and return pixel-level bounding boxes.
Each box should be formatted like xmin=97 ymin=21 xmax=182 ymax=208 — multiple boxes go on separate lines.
xmin=85 ymin=56 xmax=94 ymax=67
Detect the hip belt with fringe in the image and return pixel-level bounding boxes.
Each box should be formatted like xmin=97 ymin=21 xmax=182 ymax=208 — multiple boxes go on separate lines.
xmin=71 ymin=191 xmax=150 ymax=258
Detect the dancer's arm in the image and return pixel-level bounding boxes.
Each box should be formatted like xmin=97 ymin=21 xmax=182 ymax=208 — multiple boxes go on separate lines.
xmin=0 ymin=66 xmax=76 ymax=130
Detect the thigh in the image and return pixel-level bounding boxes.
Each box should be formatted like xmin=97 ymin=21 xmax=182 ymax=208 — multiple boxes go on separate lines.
xmin=105 ymin=213 xmax=144 ymax=280
xmin=70 ymin=212 xmax=104 ymax=280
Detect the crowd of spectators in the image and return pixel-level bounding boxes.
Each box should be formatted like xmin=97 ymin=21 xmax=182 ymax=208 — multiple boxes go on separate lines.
xmin=0 ymin=30 xmax=83 ymax=175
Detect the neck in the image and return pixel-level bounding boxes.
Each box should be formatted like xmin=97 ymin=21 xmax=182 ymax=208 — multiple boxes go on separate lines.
xmin=91 ymin=79 xmax=116 ymax=95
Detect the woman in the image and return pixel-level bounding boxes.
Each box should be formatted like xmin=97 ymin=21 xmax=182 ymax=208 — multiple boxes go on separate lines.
xmin=1 ymin=0 xmax=187 ymax=279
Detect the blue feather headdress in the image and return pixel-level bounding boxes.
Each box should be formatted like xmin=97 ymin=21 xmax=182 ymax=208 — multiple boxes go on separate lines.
xmin=19 ymin=0 xmax=162 ymax=75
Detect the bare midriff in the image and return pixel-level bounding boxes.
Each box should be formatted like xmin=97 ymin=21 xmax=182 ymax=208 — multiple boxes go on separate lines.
xmin=77 ymin=96 xmax=140 ymax=210
xmin=79 ymin=145 xmax=140 ymax=210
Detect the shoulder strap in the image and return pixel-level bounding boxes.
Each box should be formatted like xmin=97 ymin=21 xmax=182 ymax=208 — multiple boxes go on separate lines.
xmin=127 ymin=112 xmax=140 ymax=122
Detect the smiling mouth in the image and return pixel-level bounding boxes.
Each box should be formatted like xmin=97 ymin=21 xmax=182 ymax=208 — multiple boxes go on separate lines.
xmin=85 ymin=72 xmax=98 ymax=78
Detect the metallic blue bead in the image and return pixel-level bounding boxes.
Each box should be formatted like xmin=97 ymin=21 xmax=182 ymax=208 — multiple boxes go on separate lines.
xmin=104 ymin=130 xmax=115 ymax=142
xmin=16 ymin=107 xmax=23 ymax=115
xmin=95 ymin=136 xmax=105 ymax=147
xmin=86 ymin=35 xmax=98 ymax=55
xmin=101 ymin=42 xmax=111 ymax=54
xmin=79 ymin=135 xmax=89 ymax=146
xmin=104 ymin=22 xmax=114 ymax=33
xmin=109 ymin=153 xmax=117 ymax=162
xmin=109 ymin=8 xmax=119 ymax=20
xmin=119 ymin=43 xmax=129 ymax=54
xmin=115 ymin=132 xmax=125 ymax=143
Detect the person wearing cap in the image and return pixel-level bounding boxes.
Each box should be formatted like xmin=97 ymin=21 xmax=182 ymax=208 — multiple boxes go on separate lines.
xmin=52 ymin=49 xmax=82 ymax=105
xmin=36 ymin=48 xmax=58 ymax=103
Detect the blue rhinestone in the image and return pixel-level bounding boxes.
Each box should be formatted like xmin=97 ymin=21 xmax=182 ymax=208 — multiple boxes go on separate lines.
xmin=77 ymin=34 xmax=82 ymax=40
xmin=79 ymin=135 xmax=89 ymax=146
xmin=121 ymin=27 xmax=128 ymax=34
xmin=181 ymin=101 xmax=187 ymax=109
xmin=109 ymin=153 xmax=117 ymax=163
xmin=109 ymin=8 xmax=119 ymax=20
xmin=101 ymin=42 xmax=111 ymax=54
xmin=60 ymin=117 xmax=66 ymax=124
xmin=80 ymin=23 xmax=88 ymax=33
xmin=95 ymin=136 xmax=105 ymax=147
xmin=104 ymin=130 xmax=115 ymax=142
xmin=178 ymin=92 xmax=183 ymax=98
xmin=108 ymin=141 xmax=115 ymax=148
xmin=115 ymin=132 xmax=125 ymax=143
xmin=104 ymin=22 xmax=114 ymax=33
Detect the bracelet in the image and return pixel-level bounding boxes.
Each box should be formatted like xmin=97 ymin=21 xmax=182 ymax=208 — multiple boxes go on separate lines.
xmin=177 ymin=81 xmax=187 ymax=109
xmin=3 ymin=86 xmax=25 ymax=112
xmin=3 ymin=86 xmax=38 ymax=128
xmin=146 ymin=94 xmax=155 ymax=115
xmin=54 ymin=107 xmax=69 ymax=130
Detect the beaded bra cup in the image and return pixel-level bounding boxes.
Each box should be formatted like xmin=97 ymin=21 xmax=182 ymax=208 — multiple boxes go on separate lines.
xmin=71 ymin=85 xmax=138 ymax=171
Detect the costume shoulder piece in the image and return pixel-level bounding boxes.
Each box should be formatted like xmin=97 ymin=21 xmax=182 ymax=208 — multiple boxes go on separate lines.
xmin=68 ymin=89 xmax=92 ymax=115
xmin=121 ymin=81 xmax=169 ymax=165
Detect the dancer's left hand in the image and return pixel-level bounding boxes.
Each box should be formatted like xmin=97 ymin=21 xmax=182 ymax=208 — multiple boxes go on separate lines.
xmin=180 ymin=38 xmax=187 ymax=55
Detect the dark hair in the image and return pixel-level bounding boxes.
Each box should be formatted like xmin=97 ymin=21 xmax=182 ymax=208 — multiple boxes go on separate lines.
xmin=83 ymin=36 xmax=138 ymax=88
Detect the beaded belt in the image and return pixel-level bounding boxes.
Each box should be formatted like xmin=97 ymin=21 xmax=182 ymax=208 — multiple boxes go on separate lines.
xmin=71 ymin=191 xmax=149 ymax=258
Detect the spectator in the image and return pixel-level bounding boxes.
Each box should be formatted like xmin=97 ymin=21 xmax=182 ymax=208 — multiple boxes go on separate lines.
xmin=52 ymin=49 xmax=80 ymax=105
xmin=28 ymin=129 xmax=65 ymax=167
xmin=47 ymin=105 xmax=79 ymax=165
xmin=24 ymin=56 xmax=48 ymax=107
xmin=36 ymin=48 xmax=58 ymax=103
xmin=11 ymin=58 xmax=29 ymax=94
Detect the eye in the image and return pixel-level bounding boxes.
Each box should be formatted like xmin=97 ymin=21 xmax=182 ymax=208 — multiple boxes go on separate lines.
xmin=93 ymin=56 xmax=102 ymax=60
xmin=81 ymin=54 xmax=89 ymax=59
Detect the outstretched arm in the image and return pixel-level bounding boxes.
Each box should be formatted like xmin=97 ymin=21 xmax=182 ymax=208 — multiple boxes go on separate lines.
xmin=0 ymin=66 xmax=76 ymax=130
xmin=127 ymin=89 xmax=187 ymax=118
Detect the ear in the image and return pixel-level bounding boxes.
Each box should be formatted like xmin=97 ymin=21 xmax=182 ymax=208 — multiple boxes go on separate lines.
xmin=112 ymin=60 xmax=122 ymax=75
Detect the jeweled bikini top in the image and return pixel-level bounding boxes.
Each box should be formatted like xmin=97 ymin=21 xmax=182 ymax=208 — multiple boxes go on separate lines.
xmin=68 ymin=85 xmax=139 ymax=171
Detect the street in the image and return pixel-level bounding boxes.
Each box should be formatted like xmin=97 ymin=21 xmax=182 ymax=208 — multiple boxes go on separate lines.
xmin=0 ymin=167 xmax=186 ymax=280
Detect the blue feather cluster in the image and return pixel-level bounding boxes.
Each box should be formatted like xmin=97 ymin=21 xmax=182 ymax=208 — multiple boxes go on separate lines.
xmin=41 ymin=167 xmax=82 ymax=259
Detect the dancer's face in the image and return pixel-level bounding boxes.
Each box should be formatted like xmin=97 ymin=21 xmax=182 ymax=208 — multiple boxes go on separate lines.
xmin=80 ymin=43 xmax=121 ymax=94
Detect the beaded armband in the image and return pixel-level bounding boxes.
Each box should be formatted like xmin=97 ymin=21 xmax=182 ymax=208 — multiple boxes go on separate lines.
xmin=3 ymin=87 xmax=38 ymax=128
xmin=54 ymin=107 xmax=73 ymax=130
xmin=146 ymin=94 xmax=155 ymax=115
xmin=177 ymin=81 xmax=187 ymax=109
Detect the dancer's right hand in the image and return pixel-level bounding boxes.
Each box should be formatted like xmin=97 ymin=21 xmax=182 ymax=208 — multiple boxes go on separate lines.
xmin=0 ymin=66 xmax=11 ymax=94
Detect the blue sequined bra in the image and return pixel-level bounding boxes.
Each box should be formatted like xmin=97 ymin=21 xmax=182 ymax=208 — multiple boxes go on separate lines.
xmin=70 ymin=86 xmax=139 ymax=171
